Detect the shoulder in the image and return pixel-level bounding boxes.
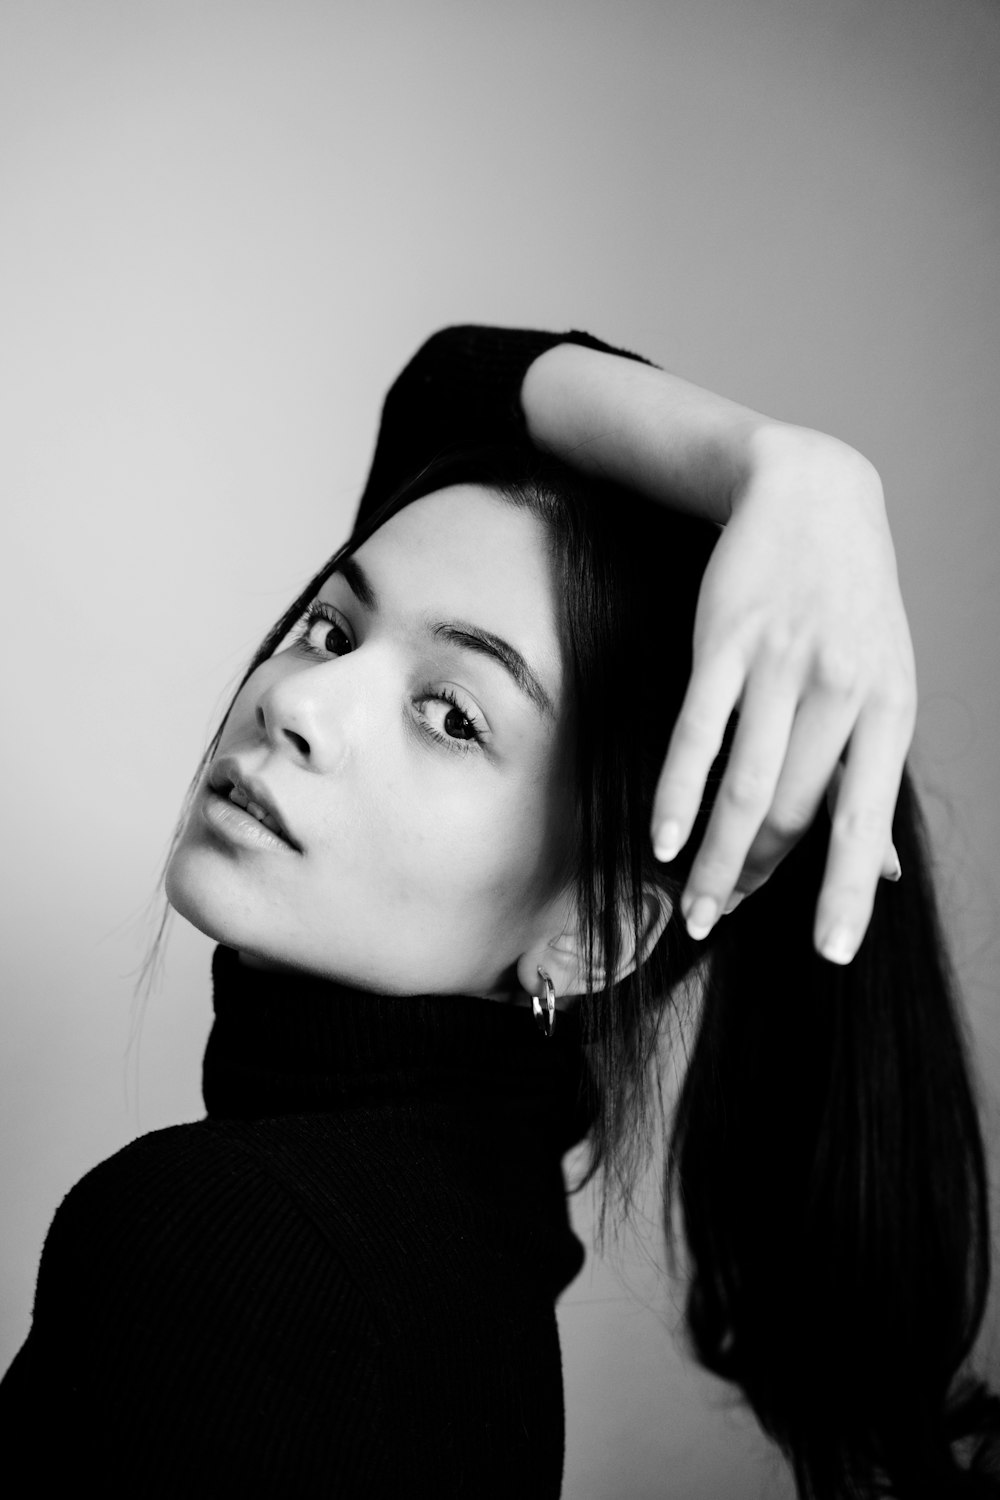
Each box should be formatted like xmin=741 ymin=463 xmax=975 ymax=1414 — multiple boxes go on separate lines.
xmin=41 ymin=1111 xmax=482 ymax=1311
xmin=10 ymin=1121 xmax=398 ymax=1490
xmin=16 ymin=1117 xmax=568 ymax=1495
xmin=51 ymin=1119 xmax=279 ymax=1232
xmin=37 ymin=1118 xmax=364 ymax=1321
xmin=33 ymin=1117 xmax=389 ymax=1398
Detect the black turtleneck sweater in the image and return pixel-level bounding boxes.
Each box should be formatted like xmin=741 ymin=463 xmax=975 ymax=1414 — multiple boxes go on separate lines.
xmin=1 ymin=947 xmax=591 ymax=1496
xmin=2 ymin=326 xmax=653 ymax=1495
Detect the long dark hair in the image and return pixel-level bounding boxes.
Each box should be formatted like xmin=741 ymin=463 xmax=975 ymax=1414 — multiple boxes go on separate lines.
xmin=161 ymin=443 xmax=1000 ymax=1498
xmin=504 ymin=449 xmax=1000 ymax=1499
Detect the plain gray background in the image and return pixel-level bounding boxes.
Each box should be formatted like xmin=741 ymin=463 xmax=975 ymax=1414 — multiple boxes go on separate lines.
xmin=1 ymin=2 xmax=998 ymax=1495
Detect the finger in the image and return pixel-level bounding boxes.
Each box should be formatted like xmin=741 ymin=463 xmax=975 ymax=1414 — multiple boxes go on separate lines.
xmin=680 ymin=659 xmax=800 ymax=939
xmin=717 ymin=711 xmax=900 ymax=919
xmin=826 ymin=762 xmax=901 ymax=881
xmin=814 ymin=701 xmax=912 ymax=964
xmin=651 ymin=643 xmax=746 ymax=863
xmin=732 ymin=692 xmax=859 ymax=898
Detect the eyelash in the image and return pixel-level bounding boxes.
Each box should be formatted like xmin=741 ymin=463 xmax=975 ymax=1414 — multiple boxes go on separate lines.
xmin=293 ymin=600 xmax=487 ymax=756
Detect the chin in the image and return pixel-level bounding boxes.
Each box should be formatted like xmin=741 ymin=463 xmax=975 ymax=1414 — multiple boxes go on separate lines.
xmin=165 ymin=846 xmax=340 ymax=977
xmin=164 ymin=846 xmax=254 ymax=951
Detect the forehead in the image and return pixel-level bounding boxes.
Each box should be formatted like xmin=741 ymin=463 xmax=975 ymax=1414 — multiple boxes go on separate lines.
xmin=358 ymin=484 xmax=551 ymax=593
xmin=344 ymin=484 xmax=565 ymax=684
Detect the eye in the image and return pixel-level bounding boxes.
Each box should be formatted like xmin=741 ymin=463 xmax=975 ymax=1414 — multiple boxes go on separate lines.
xmin=296 ymin=601 xmax=353 ymax=659
xmin=415 ymin=688 xmax=485 ymax=753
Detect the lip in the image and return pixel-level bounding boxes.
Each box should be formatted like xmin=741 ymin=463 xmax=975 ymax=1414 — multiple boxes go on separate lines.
xmin=205 ymin=757 xmax=302 ymax=853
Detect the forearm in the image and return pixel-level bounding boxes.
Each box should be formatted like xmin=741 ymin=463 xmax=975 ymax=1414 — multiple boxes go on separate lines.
xmin=521 ymin=341 xmax=800 ymax=526
xmin=357 ymin=326 xmax=875 ymax=535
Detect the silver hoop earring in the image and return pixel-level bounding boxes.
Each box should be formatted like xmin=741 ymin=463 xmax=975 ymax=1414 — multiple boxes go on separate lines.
xmin=532 ymin=967 xmax=556 ymax=1039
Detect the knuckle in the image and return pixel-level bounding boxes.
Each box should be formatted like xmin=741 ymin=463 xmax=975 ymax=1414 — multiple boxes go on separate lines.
xmin=759 ymin=623 xmax=799 ymax=666
xmin=690 ymin=853 xmax=736 ymax=893
xmin=765 ymin=799 xmax=816 ymax=842
xmin=675 ymin=704 xmax=719 ymax=753
xmin=875 ymin=684 xmax=918 ymax=729
xmin=831 ymin=803 xmax=886 ymax=847
xmin=658 ymin=775 xmax=701 ymax=806
xmin=814 ymin=645 xmax=860 ymax=698
xmin=722 ymin=765 xmax=773 ymax=813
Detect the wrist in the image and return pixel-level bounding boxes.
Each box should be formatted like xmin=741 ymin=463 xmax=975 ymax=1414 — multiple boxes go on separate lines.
xmin=737 ymin=421 xmax=884 ymax=521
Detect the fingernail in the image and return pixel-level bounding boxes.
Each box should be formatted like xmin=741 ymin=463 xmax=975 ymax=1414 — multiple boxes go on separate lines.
xmin=820 ymin=925 xmax=856 ymax=966
xmin=686 ymin=896 xmax=718 ymax=941
xmin=722 ymin=891 xmax=746 ymax=917
xmin=884 ymin=851 xmax=902 ymax=883
xmin=654 ymin=820 xmax=681 ymax=863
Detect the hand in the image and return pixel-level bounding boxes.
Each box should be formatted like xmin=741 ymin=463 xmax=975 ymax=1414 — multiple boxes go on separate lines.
xmin=650 ymin=423 xmax=916 ymax=964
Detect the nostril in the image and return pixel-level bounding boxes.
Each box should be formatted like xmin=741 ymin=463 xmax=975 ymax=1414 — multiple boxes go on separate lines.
xmin=283 ymin=728 xmax=310 ymax=758
xmin=255 ymin=698 xmax=313 ymax=759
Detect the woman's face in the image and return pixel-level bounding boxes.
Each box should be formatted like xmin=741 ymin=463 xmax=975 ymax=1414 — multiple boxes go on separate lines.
xmin=165 ymin=485 xmax=578 ymax=998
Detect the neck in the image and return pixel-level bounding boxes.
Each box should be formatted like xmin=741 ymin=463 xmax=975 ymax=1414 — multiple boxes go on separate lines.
xmin=203 ymin=945 xmax=589 ymax=1150
xmin=234 ymin=946 xmax=538 ymax=1010
xmin=203 ymin=943 xmax=593 ymax=1306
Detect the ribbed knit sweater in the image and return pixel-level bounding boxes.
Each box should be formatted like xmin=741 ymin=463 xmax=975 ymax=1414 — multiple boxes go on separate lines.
xmin=1 ymin=325 xmax=652 ymax=1495
xmin=1 ymin=947 xmax=592 ymax=1496
xmin=353 ymin=322 xmax=649 ymax=533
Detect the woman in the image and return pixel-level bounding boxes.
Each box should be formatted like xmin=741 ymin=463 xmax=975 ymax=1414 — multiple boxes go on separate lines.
xmin=1 ymin=325 xmax=996 ymax=1497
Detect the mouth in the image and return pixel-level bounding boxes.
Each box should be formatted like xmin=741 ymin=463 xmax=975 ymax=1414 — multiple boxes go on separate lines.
xmin=207 ymin=758 xmax=302 ymax=852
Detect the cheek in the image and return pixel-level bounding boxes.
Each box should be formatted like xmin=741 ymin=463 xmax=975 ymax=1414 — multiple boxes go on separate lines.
xmin=373 ymin=756 xmax=573 ymax=931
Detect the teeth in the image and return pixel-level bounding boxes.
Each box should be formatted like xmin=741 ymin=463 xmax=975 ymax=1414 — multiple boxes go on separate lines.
xmin=227 ymin=785 xmax=284 ymax=839
xmin=246 ymin=800 xmax=280 ymax=834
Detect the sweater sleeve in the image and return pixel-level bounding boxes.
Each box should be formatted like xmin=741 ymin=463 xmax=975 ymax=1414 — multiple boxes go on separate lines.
xmin=0 ymin=1125 xmax=391 ymax=1498
xmin=353 ymin=323 xmax=654 ymax=528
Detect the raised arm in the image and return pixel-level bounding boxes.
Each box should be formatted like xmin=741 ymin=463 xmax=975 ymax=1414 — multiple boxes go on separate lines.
xmin=522 ymin=342 xmax=915 ymax=965
xmin=355 ymin=325 xmax=915 ymax=966
xmin=522 ymin=341 xmax=762 ymax=525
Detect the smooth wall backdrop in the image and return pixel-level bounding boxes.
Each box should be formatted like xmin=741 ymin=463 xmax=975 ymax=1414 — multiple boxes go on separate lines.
xmin=2 ymin=2 xmax=998 ymax=1495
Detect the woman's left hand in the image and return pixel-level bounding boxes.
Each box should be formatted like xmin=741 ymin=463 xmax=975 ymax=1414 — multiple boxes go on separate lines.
xmin=650 ymin=423 xmax=917 ymax=964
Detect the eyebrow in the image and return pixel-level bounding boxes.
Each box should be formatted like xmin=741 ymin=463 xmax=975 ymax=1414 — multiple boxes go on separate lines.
xmin=336 ymin=555 xmax=556 ymax=723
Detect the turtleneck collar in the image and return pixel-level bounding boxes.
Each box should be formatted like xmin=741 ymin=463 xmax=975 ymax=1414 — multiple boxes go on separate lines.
xmin=203 ymin=945 xmax=593 ymax=1152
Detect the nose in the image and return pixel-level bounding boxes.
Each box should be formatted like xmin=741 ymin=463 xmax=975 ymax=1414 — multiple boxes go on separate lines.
xmin=254 ymin=657 xmax=360 ymax=773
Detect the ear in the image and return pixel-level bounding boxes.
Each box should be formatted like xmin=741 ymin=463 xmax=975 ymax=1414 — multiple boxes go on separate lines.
xmin=515 ymin=881 xmax=673 ymax=1006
